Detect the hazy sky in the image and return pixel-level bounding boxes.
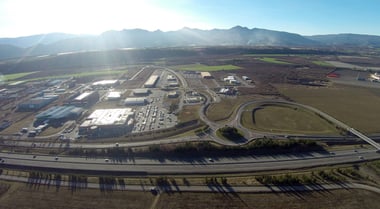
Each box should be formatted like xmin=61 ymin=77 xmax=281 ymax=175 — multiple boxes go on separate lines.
xmin=0 ymin=0 xmax=379 ymax=37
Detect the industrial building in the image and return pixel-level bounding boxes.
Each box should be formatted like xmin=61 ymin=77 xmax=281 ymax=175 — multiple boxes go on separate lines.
xmin=34 ymin=105 xmax=84 ymax=126
xmin=168 ymin=82 xmax=179 ymax=87
xmin=124 ymin=97 xmax=147 ymax=106
xmin=168 ymin=91 xmax=179 ymax=98
xmin=242 ymin=76 xmax=250 ymax=80
xmin=201 ymin=72 xmax=213 ymax=79
xmin=144 ymin=75 xmax=159 ymax=88
xmin=223 ymin=75 xmax=239 ymax=84
xmin=69 ymin=91 xmax=99 ymax=107
xmin=185 ymin=97 xmax=201 ymax=103
xmin=106 ymin=91 xmax=122 ymax=101
xmin=92 ymin=80 xmax=119 ymax=88
xmin=79 ymin=108 xmax=135 ymax=138
xmin=0 ymin=120 xmax=12 ymax=131
xmin=167 ymin=74 xmax=177 ymax=81
xmin=17 ymin=95 xmax=59 ymax=111
xmin=133 ymin=88 xmax=150 ymax=96
xmin=218 ymin=87 xmax=236 ymax=95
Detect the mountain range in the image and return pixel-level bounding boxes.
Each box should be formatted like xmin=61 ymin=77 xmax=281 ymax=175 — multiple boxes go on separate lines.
xmin=1 ymin=26 xmax=380 ymax=60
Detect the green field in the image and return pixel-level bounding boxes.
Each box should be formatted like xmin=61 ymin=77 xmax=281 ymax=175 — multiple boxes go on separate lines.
xmin=22 ymin=69 xmax=127 ymax=82
xmin=312 ymin=60 xmax=334 ymax=67
xmin=241 ymin=103 xmax=338 ymax=135
xmin=173 ymin=63 xmax=241 ymax=71
xmin=278 ymin=84 xmax=380 ymax=133
xmin=1 ymin=72 xmax=38 ymax=81
xmin=257 ymin=57 xmax=291 ymax=65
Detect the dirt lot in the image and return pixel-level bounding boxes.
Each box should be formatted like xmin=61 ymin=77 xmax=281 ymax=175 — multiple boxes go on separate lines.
xmin=0 ymin=181 xmax=154 ymax=209
xmin=0 ymin=181 xmax=378 ymax=209
xmin=156 ymin=189 xmax=379 ymax=209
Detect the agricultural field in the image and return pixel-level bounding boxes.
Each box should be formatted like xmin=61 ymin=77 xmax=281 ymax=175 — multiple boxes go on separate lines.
xmin=312 ymin=60 xmax=334 ymax=67
xmin=257 ymin=57 xmax=292 ymax=65
xmin=277 ymin=84 xmax=380 ymax=133
xmin=23 ymin=69 xmax=127 ymax=82
xmin=241 ymin=103 xmax=339 ymax=135
xmin=173 ymin=63 xmax=241 ymax=71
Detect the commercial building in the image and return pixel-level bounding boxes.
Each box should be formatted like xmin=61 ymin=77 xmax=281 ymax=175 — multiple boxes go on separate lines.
xmin=124 ymin=97 xmax=147 ymax=106
xmin=79 ymin=108 xmax=135 ymax=138
xmin=35 ymin=105 xmax=84 ymax=126
xmin=17 ymin=95 xmax=59 ymax=111
xmin=144 ymin=75 xmax=159 ymax=88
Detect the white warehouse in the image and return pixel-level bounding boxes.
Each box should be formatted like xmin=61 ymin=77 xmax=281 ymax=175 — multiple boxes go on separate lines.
xmin=124 ymin=97 xmax=147 ymax=106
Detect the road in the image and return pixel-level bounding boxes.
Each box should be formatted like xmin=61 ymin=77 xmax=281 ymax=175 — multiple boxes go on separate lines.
xmin=0 ymin=149 xmax=378 ymax=175
xmin=232 ymin=100 xmax=380 ymax=150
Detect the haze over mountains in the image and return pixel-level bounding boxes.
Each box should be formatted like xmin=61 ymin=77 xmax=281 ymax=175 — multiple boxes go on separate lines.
xmin=1 ymin=26 xmax=380 ymax=60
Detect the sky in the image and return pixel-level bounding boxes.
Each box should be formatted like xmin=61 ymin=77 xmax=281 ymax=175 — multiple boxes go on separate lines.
xmin=0 ymin=0 xmax=379 ymax=38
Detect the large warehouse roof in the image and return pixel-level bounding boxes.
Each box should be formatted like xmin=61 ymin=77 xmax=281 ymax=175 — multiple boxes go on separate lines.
xmin=36 ymin=105 xmax=84 ymax=120
xmin=124 ymin=97 xmax=147 ymax=105
xmin=144 ymin=75 xmax=159 ymax=87
xmin=81 ymin=108 xmax=134 ymax=127
xmin=74 ymin=91 xmax=94 ymax=101
xmin=92 ymin=80 xmax=118 ymax=86
xmin=107 ymin=91 xmax=121 ymax=100
xmin=133 ymin=88 xmax=150 ymax=95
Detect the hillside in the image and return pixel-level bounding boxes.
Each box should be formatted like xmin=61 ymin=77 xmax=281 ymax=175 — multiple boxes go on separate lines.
xmin=0 ymin=26 xmax=380 ymax=60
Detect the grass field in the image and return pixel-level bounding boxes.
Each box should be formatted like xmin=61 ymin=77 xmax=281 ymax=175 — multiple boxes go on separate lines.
xmin=207 ymin=95 xmax=257 ymax=122
xmin=173 ymin=63 xmax=241 ymax=71
xmin=2 ymin=72 xmax=38 ymax=81
xmin=21 ymin=69 xmax=127 ymax=82
xmin=277 ymin=84 xmax=380 ymax=133
xmin=178 ymin=105 xmax=201 ymax=122
xmin=257 ymin=57 xmax=291 ymax=65
xmin=312 ymin=60 xmax=334 ymax=67
xmin=241 ymin=103 xmax=339 ymax=135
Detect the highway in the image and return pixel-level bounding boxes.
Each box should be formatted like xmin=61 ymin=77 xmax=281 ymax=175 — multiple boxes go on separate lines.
xmin=0 ymin=149 xmax=379 ymax=175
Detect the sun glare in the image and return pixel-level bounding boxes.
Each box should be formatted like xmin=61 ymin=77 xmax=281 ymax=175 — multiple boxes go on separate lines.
xmin=1 ymin=0 xmax=201 ymax=36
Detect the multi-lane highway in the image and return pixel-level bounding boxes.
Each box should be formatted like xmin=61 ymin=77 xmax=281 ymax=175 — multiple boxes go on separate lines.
xmin=0 ymin=148 xmax=378 ymax=175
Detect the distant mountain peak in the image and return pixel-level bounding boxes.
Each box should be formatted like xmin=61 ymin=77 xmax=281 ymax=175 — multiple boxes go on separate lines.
xmin=230 ymin=25 xmax=249 ymax=30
